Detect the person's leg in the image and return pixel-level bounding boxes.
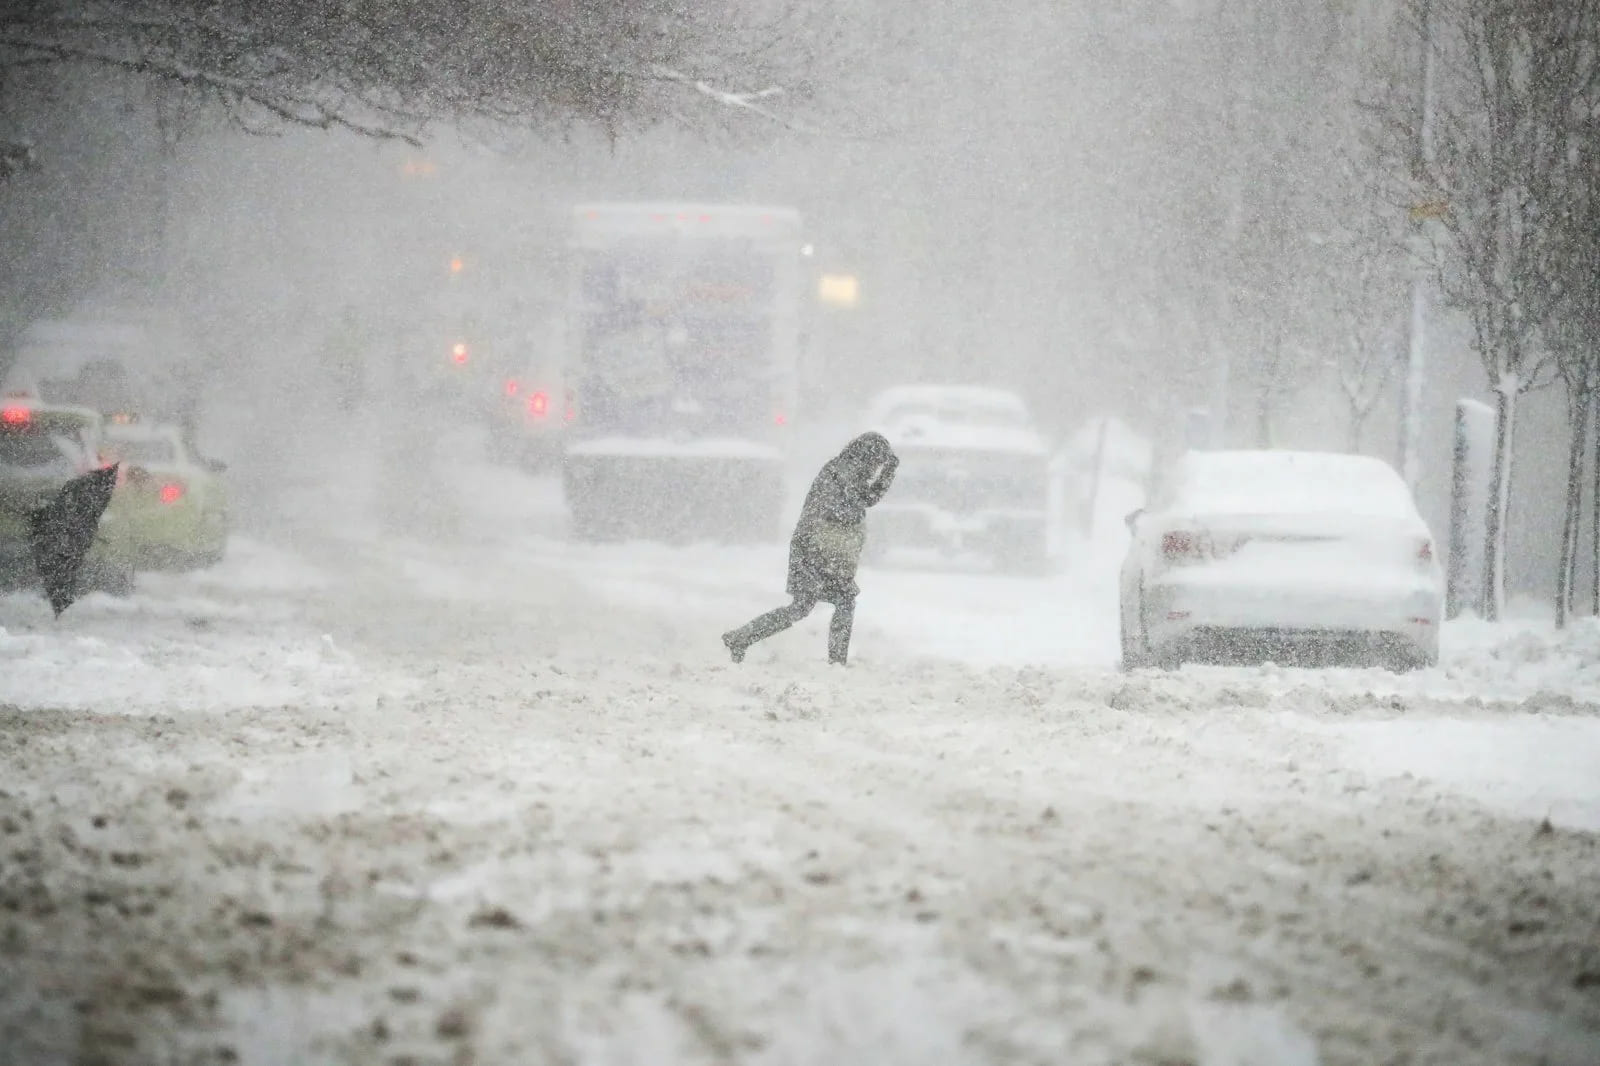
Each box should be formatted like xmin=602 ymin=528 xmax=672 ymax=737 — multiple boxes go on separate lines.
xmin=723 ymin=597 xmax=817 ymax=661
xmin=828 ymin=596 xmax=856 ymax=665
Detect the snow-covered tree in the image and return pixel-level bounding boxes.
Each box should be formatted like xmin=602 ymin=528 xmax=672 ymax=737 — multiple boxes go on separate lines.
xmin=1547 ymin=87 xmax=1600 ymax=627
xmin=0 ymin=0 xmax=834 ymax=172
xmin=1385 ymin=0 xmax=1598 ymax=620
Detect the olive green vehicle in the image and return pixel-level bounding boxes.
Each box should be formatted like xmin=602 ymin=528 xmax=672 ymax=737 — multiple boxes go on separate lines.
xmin=102 ymin=418 xmax=229 ymax=570
xmin=0 ymin=400 xmax=137 ymax=596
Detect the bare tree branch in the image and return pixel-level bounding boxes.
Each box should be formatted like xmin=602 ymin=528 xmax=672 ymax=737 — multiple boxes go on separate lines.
xmin=0 ymin=0 xmax=843 ymax=169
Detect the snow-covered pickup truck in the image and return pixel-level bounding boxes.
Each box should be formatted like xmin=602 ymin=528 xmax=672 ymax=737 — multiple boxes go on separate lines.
xmin=864 ymin=385 xmax=1052 ymax=574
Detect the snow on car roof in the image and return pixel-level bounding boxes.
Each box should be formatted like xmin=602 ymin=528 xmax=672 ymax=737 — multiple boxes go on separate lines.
xmin=104 ymin=420 xmax=182 ymax=444
xmin=866 ymin=385 xmax=1045 ymax=455
xmin=883 ymin=420 xmax=1049 ymax=456
xmin=1170 ymin=450 xmax=1419 ymax=518
xmin=0 ymin=400 xmax=104 ymax=428
xmin=867 ymin=385 xmax=1029 ymax=419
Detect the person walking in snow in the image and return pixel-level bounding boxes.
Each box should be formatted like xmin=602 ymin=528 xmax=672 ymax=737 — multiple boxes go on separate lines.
xmin=723 ymin=432 xmax=899 ymax=665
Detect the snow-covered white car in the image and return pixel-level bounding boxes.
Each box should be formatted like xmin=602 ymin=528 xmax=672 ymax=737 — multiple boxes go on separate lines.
xmin=102 ymin=417 xmax=229 ymax=570
xmin=1119 ymin=449 xmax=1443 ymax=671
xmin=865 ymin=385 xmax=1052 ymax=573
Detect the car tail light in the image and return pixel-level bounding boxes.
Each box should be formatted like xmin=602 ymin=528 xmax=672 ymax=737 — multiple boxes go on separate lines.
xmin=159 ymin=482 xmax=185 ymax=504
xmin=528 ymin=391 xmax=549 ymax=418
xmin=1161 ymin=531 xmax=1204 ymax=560
xmin=450 ymin=342 xmax=469 ymax=365
xmin=774 ymin=411 xmax=788 ymax=427
xmin=504 ymin=379 xmax=520 ymax=397
xmin=1 ymin=406 xmax=29 ymax=425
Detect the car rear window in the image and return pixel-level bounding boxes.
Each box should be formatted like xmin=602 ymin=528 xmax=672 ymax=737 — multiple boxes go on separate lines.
xmin=109 ymin=439 xmax=177 ymax=464
xmin=0 ymin=428 xmax=76 ymax=470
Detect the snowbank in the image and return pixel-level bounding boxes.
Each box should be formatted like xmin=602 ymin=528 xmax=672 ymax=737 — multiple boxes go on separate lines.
xmin=0 ymin=537 xmax=407 ymax=713
xmin=1324 ymin=714 xmax=1600 ymax=832
xmin=1441 ymin=614 xmax=1600 ymax=702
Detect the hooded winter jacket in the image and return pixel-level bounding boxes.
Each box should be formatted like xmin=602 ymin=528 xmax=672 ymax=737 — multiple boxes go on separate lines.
xmin=787 ymin=432 xmax=898 ymax=602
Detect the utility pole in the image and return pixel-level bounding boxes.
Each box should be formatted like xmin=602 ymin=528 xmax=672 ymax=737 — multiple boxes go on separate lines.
xmin=1398 ymin=0 xmax=1438 ymax=491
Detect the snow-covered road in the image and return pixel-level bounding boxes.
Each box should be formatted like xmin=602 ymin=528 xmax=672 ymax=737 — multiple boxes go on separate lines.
xmin=2 ymin=451 xmax=1598 ymax=1066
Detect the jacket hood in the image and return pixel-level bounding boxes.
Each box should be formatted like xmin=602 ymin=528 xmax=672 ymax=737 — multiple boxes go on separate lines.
xmin=838 ymin=432 xmax=893 ymax=468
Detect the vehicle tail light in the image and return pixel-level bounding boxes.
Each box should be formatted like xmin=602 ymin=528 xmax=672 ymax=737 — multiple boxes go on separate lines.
xmin=504 ymin=379 xmax=520 ymax=397
xmin=450 ymin=342 xmax=469 ymax=365
xmin=1 ymin=406 xmax=29 ymax=425
xmin=1161 ymin=531 xmax=1204 ymax=561
xmin=528 ymin=391 xmax=549 ymax=418
xmin=159 ymin=482 xmax=185 ymax=504
xmin=774 ymin=411 xmax=788 ymax=427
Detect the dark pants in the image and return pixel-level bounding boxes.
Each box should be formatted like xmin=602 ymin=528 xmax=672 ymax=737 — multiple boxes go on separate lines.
xmin=726 ymin=594 xmax=856 ymax=664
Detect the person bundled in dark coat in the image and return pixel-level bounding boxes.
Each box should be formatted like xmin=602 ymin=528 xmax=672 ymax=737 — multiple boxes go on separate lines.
xmin=723 ymin=432 xmax=898 ymax=665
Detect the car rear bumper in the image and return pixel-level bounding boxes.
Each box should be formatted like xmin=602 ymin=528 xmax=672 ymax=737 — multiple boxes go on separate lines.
xmin=1143 ymin=574 xmax=1441 ymax=661
xmin=123 ymin=511 xmax=225 ymax=552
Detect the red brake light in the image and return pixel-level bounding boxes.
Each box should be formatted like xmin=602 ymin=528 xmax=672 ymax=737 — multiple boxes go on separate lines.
xmin=1 ymin=406 xmax=29 ymax=425
xmin=1161 ymin=531 xmax=1211 ymax=562
xmin=1161 ymin=531 xmax=1194 ymax=556
xmin=774 ymin=412 xmax=788 ymax=427
xmin=451 ymin=342 xmax=469 ymax=364
xmin=505 ymin=379 xmax=520 ymax=397
xmin=159 ymin=483 xmax=184 ymax=504
xmin=528 ymin=391 xmax=549 ymax=417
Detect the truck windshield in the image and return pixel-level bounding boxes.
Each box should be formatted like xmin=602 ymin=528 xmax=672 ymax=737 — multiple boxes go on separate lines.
xmin=575 ymin=239 xmax=777 ymax=438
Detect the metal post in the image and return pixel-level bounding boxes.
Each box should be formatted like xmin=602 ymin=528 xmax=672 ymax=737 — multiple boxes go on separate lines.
xmin=1398 ymin=0 xmax=1437 ymax=491
xmin=1400 ymin=280 xmax=1428 ymax=487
